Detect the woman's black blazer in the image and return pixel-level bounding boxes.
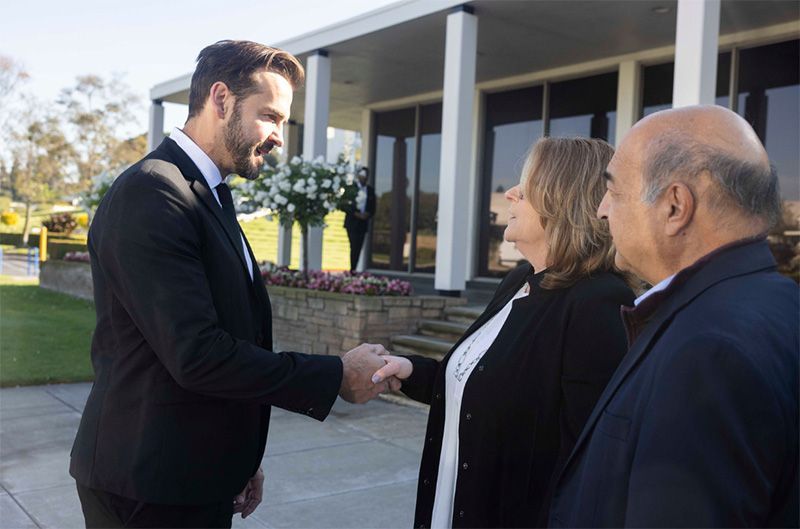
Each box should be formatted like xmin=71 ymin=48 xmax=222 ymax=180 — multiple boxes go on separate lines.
xmin=401 ymin=263 xmax=634 ymax=528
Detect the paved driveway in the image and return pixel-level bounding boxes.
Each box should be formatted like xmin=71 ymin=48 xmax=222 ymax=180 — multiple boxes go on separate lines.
xmin=0 ymin=383 xmax=428 ymax=528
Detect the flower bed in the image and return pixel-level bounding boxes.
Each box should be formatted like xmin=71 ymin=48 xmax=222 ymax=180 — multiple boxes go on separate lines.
xmin=63 ymin=251 xmax=90 ymax=263
xmin=40 ymin=257 xmax=462 ymax=356
xmin=262 ymin=266 xmax=411 ymax=296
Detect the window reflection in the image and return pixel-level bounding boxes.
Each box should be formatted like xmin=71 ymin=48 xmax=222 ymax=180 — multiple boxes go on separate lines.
xmin=371 ymin=109 xmax=415 ymax=270
xmin=415 ymin=103 xmax=442 ymax=273
xmin=641 ymin=53 xmax=731 ymax=118
xmin=549 ymin=72 xmax=618 ymax=144
xmin=738 ymin=40 xmax=799 ymax=201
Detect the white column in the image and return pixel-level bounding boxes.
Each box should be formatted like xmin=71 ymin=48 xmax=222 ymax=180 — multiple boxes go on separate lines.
xmin=276 ymin=222 xmax=292 ymax=267
xmin=356 ymin=109 xmax=374 ymax=272
xmin=301 ymin=50 xmax=331 ymax=271
xmin=615 ymin=60 xmax=642 ymax=145
xmin=147 ymin=101 xmax=165 ymax=151
xmin=672 ymin=0 xmax=721 ymax=107
xmin=435 ymin=7 xmax=477 ymax=295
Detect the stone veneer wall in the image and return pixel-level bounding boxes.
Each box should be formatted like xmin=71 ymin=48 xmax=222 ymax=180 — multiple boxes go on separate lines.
xmin=267 ymin=286 xmax=466 ymax=356
xmin=39 ymin=261 xmax=93 ymax=301
xmin=37 ymin=262 xmax=467 ymax=357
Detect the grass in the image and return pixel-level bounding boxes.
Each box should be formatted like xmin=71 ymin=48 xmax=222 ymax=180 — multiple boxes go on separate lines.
xmin=242 ymin=210 xmax=352 ymax=271
xmin=0 ymin=276 xmax=95 ymax=387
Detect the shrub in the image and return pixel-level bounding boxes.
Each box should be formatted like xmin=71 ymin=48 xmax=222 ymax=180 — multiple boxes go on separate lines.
xmin=262 ymin=266 xmax=412 ymax=296
xmin=1 ymin=211 xmax=19 ymax=226
xmin=42 ymin=213 xmax=78 ymax=235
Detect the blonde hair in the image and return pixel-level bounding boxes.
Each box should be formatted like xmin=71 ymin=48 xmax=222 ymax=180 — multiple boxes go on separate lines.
xmin=522 ymin=137 xmax=617 ymax=289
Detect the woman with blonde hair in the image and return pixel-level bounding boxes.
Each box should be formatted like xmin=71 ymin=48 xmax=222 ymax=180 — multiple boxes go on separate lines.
xmin=374 ymin=137 xmax=634 ymax=528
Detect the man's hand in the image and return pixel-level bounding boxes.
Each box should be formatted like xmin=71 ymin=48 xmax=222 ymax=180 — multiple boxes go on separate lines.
xmin=233 ymin=467 xmax=264 ymax=519
xmin=340 ymin=343 xmax=396 ymax=403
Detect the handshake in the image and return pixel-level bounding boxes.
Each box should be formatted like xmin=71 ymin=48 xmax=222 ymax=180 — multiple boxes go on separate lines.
xmin=338 ymin=343 xmax=413 ymax=404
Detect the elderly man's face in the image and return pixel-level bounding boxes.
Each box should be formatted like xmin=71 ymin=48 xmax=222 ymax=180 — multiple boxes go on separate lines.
xmin=597 ymin=133 xmax=661 ymax=283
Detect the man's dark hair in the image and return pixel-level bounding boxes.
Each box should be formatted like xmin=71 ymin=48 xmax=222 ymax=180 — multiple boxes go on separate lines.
xmin=187 ymin=40 xmax=304 ymax=119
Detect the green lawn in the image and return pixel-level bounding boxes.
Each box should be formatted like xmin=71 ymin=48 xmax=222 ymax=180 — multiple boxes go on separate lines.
xmin=0 ymin=276 xmax=95 ymax=387
xmin=242 ymin=210 xmax=352 ymax=271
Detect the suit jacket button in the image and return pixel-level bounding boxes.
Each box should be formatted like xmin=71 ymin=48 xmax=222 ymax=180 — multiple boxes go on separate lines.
xmin=465 ymin=413 xmax=472 ymax=420
xmin=435 ymin=393 xmax=441 ymax=400
xmin=459 ymin=510 xmax=465 ymax=518
xmin=307 ymin=408 xmax=314 ymax=414
xmin=423 ymin=478 xmax=430 ymax=486
xmin=427 ymin=436 xmax=433 ymax=443
xmin=478 ymin=365 xmax=484 ymax=372
xmin=462 ymin=462 xmax=468 ymax=470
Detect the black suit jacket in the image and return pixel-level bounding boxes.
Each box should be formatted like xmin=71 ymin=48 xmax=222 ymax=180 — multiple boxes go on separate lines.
xmin=343 ymin=184 xmax=376 ymax=233
xmin=549 ymin=239 xmax=799 ymax=527
xmin=401 ymin=264 xmax=634 ymax=528
xmin=70 ymin=138 xmax=343 ymax=505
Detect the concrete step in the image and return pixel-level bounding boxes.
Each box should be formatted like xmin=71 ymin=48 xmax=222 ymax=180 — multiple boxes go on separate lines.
xmin=389 ymin=334 xmax=453 ymax=361
xmin=418 ymin=319 xmax=470 ymax=340
xmin=378 ymin=391 xmax=429 ymax=410
xmin=444 ymin=305 xmax=484 ymax=324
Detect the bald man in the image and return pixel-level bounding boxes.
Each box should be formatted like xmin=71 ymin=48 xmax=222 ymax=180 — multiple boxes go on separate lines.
xmin=548 ymin=106 xmax=798 ymax=527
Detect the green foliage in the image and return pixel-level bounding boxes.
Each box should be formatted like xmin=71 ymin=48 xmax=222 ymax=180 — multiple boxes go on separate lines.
xmin=0 ymin=277 xmax=95 ymax=386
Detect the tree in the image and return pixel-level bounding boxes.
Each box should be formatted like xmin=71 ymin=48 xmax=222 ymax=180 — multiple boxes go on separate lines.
xmin=58 ymin=74 xmax=143 ymax=193
xmin=0 ymin=56 xmax=30 ymax=190
xmin=8 ymin=109 xmax=74 ymax=244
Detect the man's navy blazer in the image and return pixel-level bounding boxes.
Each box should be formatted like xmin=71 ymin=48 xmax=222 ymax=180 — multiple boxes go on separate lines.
xmin=549 ymin=239 xmax=799 ymax=527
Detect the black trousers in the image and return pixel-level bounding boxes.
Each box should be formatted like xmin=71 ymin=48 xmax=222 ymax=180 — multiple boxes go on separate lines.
xmin=76 ymin=483 xmax=234 ymax=529
xmin=346 ymin=227 xmax=367 ymax=271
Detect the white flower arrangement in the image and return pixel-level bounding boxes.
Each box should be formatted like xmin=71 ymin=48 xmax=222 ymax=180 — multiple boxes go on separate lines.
xmin=232 ymin=156 xmax=362 ymax=270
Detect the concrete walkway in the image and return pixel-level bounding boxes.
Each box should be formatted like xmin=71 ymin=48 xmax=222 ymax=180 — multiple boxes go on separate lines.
xmin=0 ymin=383 xmax=429 ymax=528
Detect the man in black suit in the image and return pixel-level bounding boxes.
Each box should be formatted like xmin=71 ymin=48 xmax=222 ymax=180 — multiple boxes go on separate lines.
xmin=549 ymin=105 xmax=798 ymax=527
xmin=343 ymin=167 xmax=375 ymax=271
xmin=70 ymin=40 xmax=395 ymax=528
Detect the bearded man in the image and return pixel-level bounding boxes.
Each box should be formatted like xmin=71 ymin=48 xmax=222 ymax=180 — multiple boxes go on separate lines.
xmin=70 ymin=40 xmax=391 ymax=528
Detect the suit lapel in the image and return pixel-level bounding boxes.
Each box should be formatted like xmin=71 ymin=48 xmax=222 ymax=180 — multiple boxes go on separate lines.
xmin=158 ymin=138 xmax=251 ymax=278
xmin=556 ymin=239 xmax=779 ymax=480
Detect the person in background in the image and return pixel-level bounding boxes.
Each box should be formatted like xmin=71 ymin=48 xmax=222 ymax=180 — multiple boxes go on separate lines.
xmin=344 ymin=166 xmax=376 ymax=271
xmin=374 ymin=137 xmax=635 ymax=528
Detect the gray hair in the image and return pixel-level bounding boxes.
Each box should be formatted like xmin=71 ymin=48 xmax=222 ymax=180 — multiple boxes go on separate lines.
xmin=642 ymin=138 xmax=781 ymax=228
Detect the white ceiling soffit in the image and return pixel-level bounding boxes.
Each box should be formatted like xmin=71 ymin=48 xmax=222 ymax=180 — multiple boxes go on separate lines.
xmin=150 ymin=0 xmax=799 ymax=131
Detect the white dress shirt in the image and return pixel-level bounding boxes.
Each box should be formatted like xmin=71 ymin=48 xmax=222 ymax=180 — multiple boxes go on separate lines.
xmin=431 ymin=284 xmax=530 ymax=528
xmin=634 ymin=273 xmax=676 ymax=306
xmin=169 ymin=127 xmax=253 ymax=280
xmin=357 ymin=182 xmax=367 ymax=214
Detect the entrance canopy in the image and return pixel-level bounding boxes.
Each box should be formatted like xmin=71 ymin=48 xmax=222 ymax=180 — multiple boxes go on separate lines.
xmin=150 ymin=0 xmax=798 ymax=131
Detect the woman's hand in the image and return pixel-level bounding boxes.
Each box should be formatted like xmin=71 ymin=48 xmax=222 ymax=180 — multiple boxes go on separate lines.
xmin=371 ymin=354 xmax=414 ymax=383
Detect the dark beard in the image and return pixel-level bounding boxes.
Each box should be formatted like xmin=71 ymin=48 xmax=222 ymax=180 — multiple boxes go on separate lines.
xmin=223 ymin=103 xmax=262 ymax=181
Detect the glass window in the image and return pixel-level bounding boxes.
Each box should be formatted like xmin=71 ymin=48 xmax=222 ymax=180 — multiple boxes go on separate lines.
xmin=549 ymin=71 xmax=618 ymax=144
xmin=370 ymin=108 xmax=415 ymax=270
xmin=414 ymin=103 xmax=442 ymax=273
xmin=478 ymin=86 xmax=543 ymax=277
xmin=641 ymin=52 xmax=731 ymax=117
xmin=737 ymin=39 xmax=799 ymax=201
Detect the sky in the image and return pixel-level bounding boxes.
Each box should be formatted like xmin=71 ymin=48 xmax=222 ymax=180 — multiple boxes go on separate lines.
xmin=1 ymin=0 xmax=398 ymax=135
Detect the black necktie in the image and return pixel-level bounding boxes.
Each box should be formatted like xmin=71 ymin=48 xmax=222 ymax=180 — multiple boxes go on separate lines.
xmin=215 ymin=182 xmax=239 ymax=233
